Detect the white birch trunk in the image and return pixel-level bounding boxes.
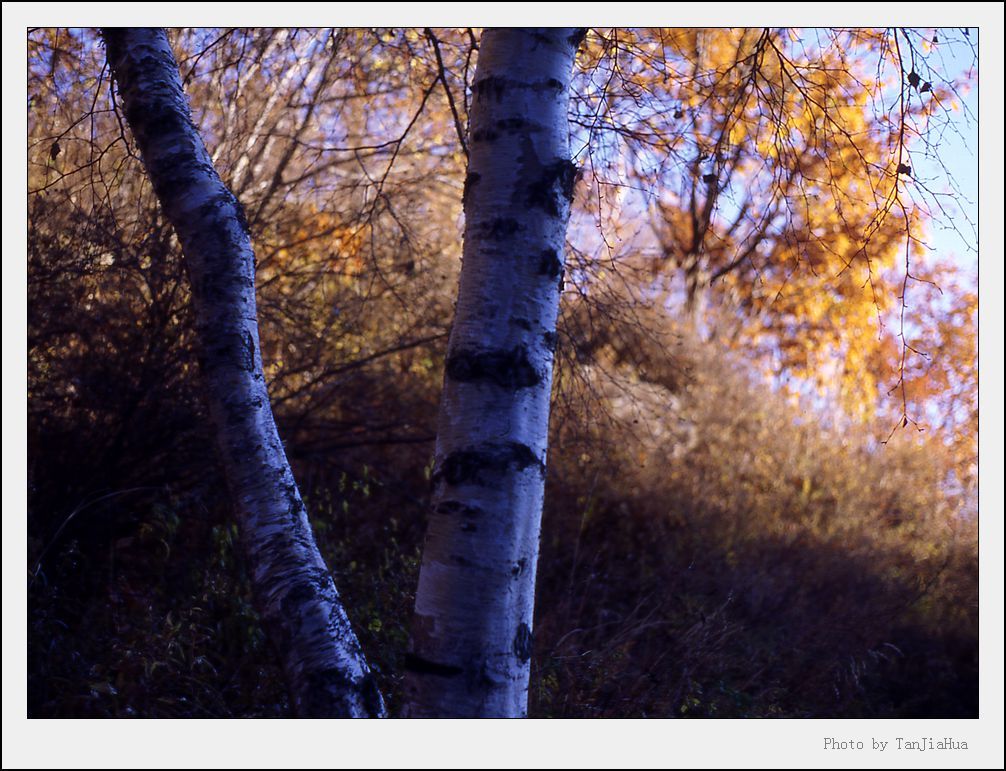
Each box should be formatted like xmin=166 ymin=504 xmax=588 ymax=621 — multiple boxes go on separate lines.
xmin=403 ymin=28 xmax=583 ymax=718
xmin=103 ymin=28 xmax=384 ymax=718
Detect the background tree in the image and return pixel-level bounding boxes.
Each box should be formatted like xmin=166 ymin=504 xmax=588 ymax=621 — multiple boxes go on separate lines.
xmin=564 ymin=28 xmax=976 ymax=455
xmin=100 ymin=27 xmax=383 ymax=717
xmin=403 ymin=27 xmax=584 ymax=718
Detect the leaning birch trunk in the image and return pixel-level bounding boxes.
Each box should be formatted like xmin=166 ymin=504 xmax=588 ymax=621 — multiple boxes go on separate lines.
xmin=403 ymin=28 xmax=583 ymax=718
xmin=102 ymin=28 xmax=384 ymax=718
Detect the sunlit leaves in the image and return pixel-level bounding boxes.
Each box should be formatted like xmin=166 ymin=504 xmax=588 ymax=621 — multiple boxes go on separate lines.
xmin=566 ymin=27 xmax=975 ymax=458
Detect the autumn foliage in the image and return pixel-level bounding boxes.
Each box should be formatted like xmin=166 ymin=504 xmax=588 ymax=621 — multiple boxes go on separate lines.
xmin=27 ymin=28 xmax=977 ymax=717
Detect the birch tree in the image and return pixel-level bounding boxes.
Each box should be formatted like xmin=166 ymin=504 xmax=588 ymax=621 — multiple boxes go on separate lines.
xmin=101 ymin=27 xmax=384 ymax=717
xmin=403 ymin=28 xmax=584 ymax=718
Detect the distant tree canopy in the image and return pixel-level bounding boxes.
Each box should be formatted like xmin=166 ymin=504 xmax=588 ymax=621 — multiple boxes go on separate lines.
xmin=567 ymin=29 xmax=976 ymax=459
xmin=28 ymin=28 xmax=977 ymax=452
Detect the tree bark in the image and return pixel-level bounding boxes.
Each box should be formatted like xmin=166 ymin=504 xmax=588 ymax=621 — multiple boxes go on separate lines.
xmin=102 ymin=28 xmax=384 ymax=718
xmin=403 ymin=28 xmax=583 ymax=718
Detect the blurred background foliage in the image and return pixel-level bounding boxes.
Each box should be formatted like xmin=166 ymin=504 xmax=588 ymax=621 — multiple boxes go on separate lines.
xmin=27 ymin=27 xmax=977 ymax=717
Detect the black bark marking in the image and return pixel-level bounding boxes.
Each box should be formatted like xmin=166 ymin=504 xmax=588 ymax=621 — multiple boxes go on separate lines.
xmin=527 ymin=30 xmax=555 ymax=47
xmin=404 ymin=653 xmax=464 ymax=678
xmin=241 ymin=329 xmax=256 ymax=372
xmin=287 ymin=494 xmax=307 ymax=524
xmin=277 ymin=565 xmax=333 ymax=620
xmin=302 ymin=667 xmax=382 ymax=717
xmin=470 ymin=127 xmax=499 ymax=143
xmin=511 ymin=557 xmax=528 ymax=577
xmin=472 ymin=74 xmax=509 ymax=102
xmin=526 ymin=160 xmax=578 ymax=217
xmin=472 ymin=74 xmax=563 ymax=100
xmin=100 ymin=28 xmax=127 ymax=60
xmin=446 ymin=345 xmax=542 ymax=389
xmin=436 ymin=442 xmax=544 ymax=487
xmin=482 ymin=217 xmax=521 ymax=240
xmin=197 ymin=195 xmax=227 ymax=222
xmin=434 ymin=500 xmax=484 ymax=519
xmin=511 ymin=317 xmax=532 ymax=331
xmin=496 ymin=117 xmax=534 ymax=132
xmin=569 ymin=28 xmax=588 ymax=49
xmin=433 ymin=499 xmax=481 ymax=532
xmin=359 ymin=672 xmax=384 ymax=718
xmin=537 ymin=248 xmax=563 ymax=280
xmin=497 ymin=117 xmax=524 ymax=131
xmin=543 ymin=330 xmax=558 ymax=352
xmin=281 ymin=581 xmax=319 ymax=617
xmin=462 ymin=172 xmax=481 ymax=208
xmin=555 ymin=160 xmax=579 ymax=202
xmin=200 ymin=330 xmax=255 ymax=375
xmin=513 ymin=623 xmax=533 ymax=663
